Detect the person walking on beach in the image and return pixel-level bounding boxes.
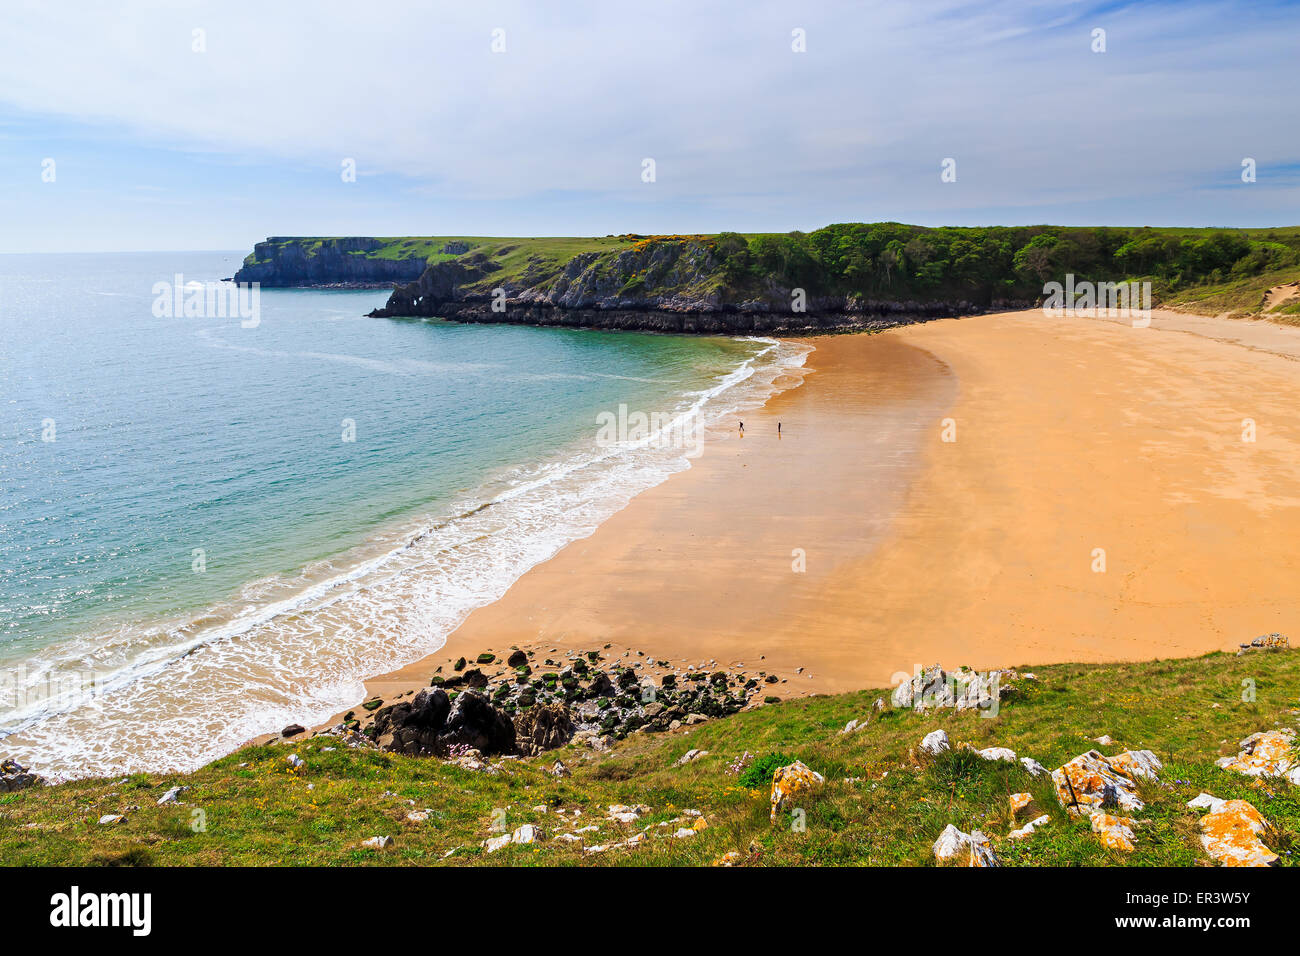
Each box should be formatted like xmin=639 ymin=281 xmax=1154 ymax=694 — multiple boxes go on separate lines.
xmin=778 ymin=421 xmax=782 ymax=435
xmin=739 ymin=420 xmax=744 ymax=436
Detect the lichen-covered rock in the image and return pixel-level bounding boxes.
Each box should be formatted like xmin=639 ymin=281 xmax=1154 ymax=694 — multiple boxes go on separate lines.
xmin=1051 ymin=749 xmax=1149 ymax=814
xmin=1236 ymin=632 xmax=1289 ymax=656
xmin=1195 ymin=798 xmax=1278 ymax=867
xmin=1108 ymin=749 xmax=1163 ymax=781
xmin=1009 ymin=792 xmax=1038 ymax=818
xmin=933 ymin=824 xmax=999 ymax=866
xmin=1215 ymin=729 xmax=1300 ymax=784
xmin=769 ymin=760 xmax=825 ymax=823
xmin=1090 ymin=813 xmax=1138 ymax=852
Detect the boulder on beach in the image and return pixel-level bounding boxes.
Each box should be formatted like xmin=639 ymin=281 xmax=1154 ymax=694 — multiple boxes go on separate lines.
xmin=441 ymin=690 xmax=517 ymax=755
xmin=372 ymin=688 xmax=452 ymax=756
xmin=513 ymin=701 xmax=574 ymax=756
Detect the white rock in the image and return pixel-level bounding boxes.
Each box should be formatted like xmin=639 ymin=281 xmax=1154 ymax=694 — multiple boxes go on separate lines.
xmin=511 ymin=823 xmax=543 ymax=845
xmin=287 ymin=753 xmax=304 ymax=769
xmin=1110 ymin=749 xmax=1163 ymax=781
xmin=1020 ymin=756 xmax=1048 ymax=777
xmin=920 ymin=729 xmax=951 ymax=755
xmin=674 ymin=749 xmax=709 ymax=767
xmin=1094 ymin=735 xmax=1115 ymax=746
xmin=157 ymin=787 xmax=184 ymax=805
xmin=672 ymin=827 xmax=696 ymax=838
xmin=1008 ymin=814 xmax=1050 ymax=840
xmin=932 ymin=823 xmax=998 ymax=866
xmin=406 ymin=810 xmax=430 ymax=823
xmin=1187 ymin=792 xmax=1226 ymax=812
xmin=97 ymin=814 xmax=124 ymax=825
xmin=361 ymin=835 xmax=392 ymax=850
xmin=976 ymin=746 xmax=1017 ymax=763
xmin=483 ymin=833 xmax=511 ymax=853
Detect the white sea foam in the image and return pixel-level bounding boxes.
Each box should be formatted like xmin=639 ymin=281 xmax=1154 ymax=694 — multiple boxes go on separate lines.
xmin=0 ymin=337 xmax=811 ymax=780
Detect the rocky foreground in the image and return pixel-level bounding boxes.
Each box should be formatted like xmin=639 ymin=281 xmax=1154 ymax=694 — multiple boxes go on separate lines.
xmin=309 ymin=645 xmax=779 ymax=764
xmin=1 ymin=645 xmax=1296 ymax=866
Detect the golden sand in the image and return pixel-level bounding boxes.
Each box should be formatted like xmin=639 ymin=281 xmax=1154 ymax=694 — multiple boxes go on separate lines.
xmin=354 ymin=308 xmax=1300 ymax=707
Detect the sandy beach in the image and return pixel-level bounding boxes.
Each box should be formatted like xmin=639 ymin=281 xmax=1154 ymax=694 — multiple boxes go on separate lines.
xmin=351 ymin=307 xmax=1300 ymax=711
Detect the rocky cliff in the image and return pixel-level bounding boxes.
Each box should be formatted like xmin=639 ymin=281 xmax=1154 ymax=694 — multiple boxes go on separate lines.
xmin=233 ymin=237 xmax=433 ymax=287
xmin=366 ymin=236 xmax=1019 ymax=333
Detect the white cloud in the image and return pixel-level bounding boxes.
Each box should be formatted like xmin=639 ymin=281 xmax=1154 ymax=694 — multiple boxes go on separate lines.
xmin=0 ymin=0 xmax=1296 ymax=241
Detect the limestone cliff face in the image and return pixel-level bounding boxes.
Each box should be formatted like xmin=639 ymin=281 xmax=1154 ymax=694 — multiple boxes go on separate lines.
xmin=368 ymin=239 xmax=1019 ymax=332
xmin=233 ymin=238 xmax=428 ymax=287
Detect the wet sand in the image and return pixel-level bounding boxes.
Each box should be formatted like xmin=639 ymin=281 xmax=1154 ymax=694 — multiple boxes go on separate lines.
xmin=348 ymin=308 xmax=1300 ymax=712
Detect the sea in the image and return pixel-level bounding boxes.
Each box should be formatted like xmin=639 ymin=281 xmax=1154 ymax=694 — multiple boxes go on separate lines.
xmin=0 ymin=251 xmax=809 ymax=779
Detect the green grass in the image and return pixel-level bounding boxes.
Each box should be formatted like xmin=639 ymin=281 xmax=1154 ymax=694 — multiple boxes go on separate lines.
xmin=7 ymin=650 xmax=1294 ymax=866
xmin=1159 ymin=266 xmax=1300 ymax=318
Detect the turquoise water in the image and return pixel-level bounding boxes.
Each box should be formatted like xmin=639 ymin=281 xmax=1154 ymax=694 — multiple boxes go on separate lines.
xmin=0 ymin=252 xmax=807 ymax=777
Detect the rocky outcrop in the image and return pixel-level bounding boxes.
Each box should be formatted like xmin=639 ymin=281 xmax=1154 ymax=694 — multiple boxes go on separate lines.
xmin=1052 ymin=750 xmax=1154 ymax=815
xmin=440 ymin=691 xmax=517 ymax=755
xmin=366 ymin=239 xmax=1013 ymax=333
xmin=370 ymin=687 xmax=515 ymax=757
xmin=233 ymin=238 xmax=429 ymax=288
xmin=1216 ymin=728 xmax=1300 ymax=784
xmin=513 ymin=702 xmax=574 ymax=756
xmin=891 ymin=664 xmax=1027 ymax=712
xmin=371 ymin=688 xmax=452 ymax=756
xmin=933 ymin=824 xmax=999 ymax=866
xmin=0 ymin=758 xmax=42 ymax=793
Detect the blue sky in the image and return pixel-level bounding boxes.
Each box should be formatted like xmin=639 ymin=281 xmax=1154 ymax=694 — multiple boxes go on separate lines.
xmin=1 ymin=0 xmax=1297 ymax=252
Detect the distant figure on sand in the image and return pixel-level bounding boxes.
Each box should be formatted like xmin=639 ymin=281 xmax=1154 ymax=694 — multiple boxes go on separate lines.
xmin=778 ymin=422 xmax=782 ymax=435
xmin=739 ymin=420 xmax=744 ymax=436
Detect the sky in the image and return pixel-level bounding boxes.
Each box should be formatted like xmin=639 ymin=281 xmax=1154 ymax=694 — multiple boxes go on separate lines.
xmin=0 ymin=0 xmax=1297 ymax=252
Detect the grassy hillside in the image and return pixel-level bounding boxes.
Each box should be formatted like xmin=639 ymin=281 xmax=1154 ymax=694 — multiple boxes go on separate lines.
xmin=3 ymin=649 xmax=1297 ymax=866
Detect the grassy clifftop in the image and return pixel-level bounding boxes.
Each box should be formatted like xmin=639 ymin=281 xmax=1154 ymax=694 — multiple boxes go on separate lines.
xmin=3 ymin=649 xmax=1297 ymax=866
